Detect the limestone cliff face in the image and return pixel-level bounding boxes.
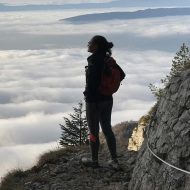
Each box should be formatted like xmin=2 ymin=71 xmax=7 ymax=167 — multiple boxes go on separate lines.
xmin=128 ymin=116 xmax=150 ymax=151
xmin=129 ymin=69 xmax=190 ymax=190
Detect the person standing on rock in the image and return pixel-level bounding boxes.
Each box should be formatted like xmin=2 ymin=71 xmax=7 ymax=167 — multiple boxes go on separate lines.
xmin=82 ymin=35 xmax=125 ymax=169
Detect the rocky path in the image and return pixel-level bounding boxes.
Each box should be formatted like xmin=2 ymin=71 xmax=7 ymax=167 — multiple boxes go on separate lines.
xmin=22 ymin=146 xmax=137 ymax=190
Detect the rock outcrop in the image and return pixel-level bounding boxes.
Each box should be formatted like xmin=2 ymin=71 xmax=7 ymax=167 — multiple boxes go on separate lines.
xmin=129 ymin=69 xmax=190 ymax=190
xmin=128 ymin=115 xmax=150 ymax=151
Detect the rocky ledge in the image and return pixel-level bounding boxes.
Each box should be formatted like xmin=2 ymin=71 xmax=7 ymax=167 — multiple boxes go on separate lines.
xmin=0 ymin=121 xmax=139 ymax=190
xmin=15 ymin=147 xmax=137 ymax=190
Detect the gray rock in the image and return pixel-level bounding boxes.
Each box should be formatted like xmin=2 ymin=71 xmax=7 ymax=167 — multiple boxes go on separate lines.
xmin=129 ymin=69 xmax=190 ymax=190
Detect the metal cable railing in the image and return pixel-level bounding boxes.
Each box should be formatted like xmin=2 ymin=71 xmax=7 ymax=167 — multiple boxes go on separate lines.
xmin=146 ymin=104 xmax=190 ymax=175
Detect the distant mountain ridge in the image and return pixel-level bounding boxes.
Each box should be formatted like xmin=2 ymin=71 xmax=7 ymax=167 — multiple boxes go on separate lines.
xmin=62 ymin=7 xmax=190 ymax=23
xmin=1 ymin=0 xmax=190 ymax=12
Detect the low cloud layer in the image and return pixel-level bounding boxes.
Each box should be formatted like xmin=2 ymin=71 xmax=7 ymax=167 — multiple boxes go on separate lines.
xmin=0 ymin=48 xmax=173 ymax=146
xmin=0 ymin=142 xmax=59 ymax=182
xmin=0 ymin=11 xmax=189 ymax=52
xmin=0 ymin=112 xmax=65 ymax=145
xmin=1 ymin=11 xmax=190 ymax=37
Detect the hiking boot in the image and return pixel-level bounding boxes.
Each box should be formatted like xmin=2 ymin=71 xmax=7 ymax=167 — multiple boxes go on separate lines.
xmin=81 ymin=157 xmax=99 ymax=168
xmin=108 ymin=159 xmax=121 ymax=170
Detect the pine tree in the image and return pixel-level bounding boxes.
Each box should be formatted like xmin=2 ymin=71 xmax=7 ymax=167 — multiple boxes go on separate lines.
xmin=59 ymin=101 xmax=88 ymax=146
xmin=161 ymin=43 xmax=190 ymax=86
xmin=149 ymin=43 xmax=190 ymax=100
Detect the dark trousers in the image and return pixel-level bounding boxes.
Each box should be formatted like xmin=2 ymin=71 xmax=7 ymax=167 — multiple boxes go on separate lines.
xmin=86 ymin=99 xmax=117 ymax=162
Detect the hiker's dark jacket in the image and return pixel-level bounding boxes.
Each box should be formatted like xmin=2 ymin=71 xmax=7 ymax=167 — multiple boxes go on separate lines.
xmin=83 ymin=51 xmax=113 ymax=103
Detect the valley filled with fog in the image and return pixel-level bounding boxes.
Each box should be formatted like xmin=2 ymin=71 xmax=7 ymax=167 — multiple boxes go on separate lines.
xmin=0 ymin=4 xmax=190 ymax=180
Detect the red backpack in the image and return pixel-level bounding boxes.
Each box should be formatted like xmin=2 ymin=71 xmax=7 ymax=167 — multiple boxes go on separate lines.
xmin=99 ymin=57 xmax=125 ymax=96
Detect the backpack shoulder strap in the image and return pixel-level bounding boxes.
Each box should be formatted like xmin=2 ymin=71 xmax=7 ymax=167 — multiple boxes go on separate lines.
xmin=105 ymin=57 xmax=126 ymax=81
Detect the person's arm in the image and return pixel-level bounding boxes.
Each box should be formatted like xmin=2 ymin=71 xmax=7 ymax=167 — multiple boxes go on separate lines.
xmin=88 ymin=56 xmax=103 ymax=95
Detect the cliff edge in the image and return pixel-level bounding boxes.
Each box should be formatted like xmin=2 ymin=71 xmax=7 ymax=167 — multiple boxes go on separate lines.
xmin=129 ymin=68 xmax=190 ymax=190
xmin=0 ymin=122 xmax=138 ymax=190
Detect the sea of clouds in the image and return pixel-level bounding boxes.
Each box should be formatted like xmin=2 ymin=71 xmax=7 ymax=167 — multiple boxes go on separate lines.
xmin=0 ymin=7 xmax=190 ymax=180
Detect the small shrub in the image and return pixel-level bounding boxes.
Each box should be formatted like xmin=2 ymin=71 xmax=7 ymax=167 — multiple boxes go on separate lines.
xmin=36 ymin=147 xmax=69 ymax=167
xmin=0 ymin=169 xmax=26 ymax=190
xmin=36 ymin=145 xmax=86 ymax=168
